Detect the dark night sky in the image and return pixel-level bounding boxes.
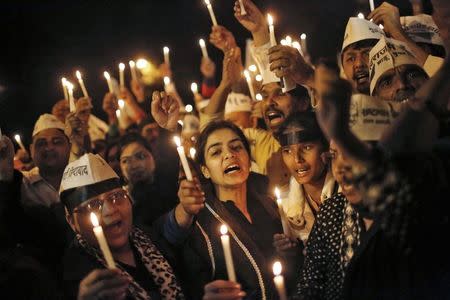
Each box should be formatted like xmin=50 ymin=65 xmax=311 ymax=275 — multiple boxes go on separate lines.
xmin=0 ymin=0 xmax=425 ymax=145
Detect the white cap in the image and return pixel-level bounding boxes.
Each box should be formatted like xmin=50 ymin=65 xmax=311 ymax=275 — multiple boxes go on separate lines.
xmin=182 ymin=114 xmax=200 ymax=134
xmin=59 ymin=153 xmax=119 ymax=194
xmin=369 ymin=36 xmax=419 ymax=94
xmin=225 ymin=92 xmax=252 ymax=114
xmin=342 ymin=17 xmax=384 ymax=51
xmin=349 ymin=94 xmax=404 ymax=141
xmin=401 ymin=14 xmax=444 ymax=47
xmin=32 ymin=114 xmax=66 ymax=137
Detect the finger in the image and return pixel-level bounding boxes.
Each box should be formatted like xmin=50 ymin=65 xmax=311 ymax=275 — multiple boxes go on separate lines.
xmin=205 ymin=280 xmax=241 ymax=292
xmin=81 ymin=269 xmax=122 ymax=286
xmin=268 ymin=45 xmax=288 ymax=55
xmin=151 ymin=91 xmax=162 ymax=111
xmin=269 ymin=58 xmax=291 ymax=71
xmin=96 ymin=285 xmax=129 ymax=299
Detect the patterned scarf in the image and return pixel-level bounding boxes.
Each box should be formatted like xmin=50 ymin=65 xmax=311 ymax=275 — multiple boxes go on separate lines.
xmin=76 ymin=227 xmax=184 ymax=300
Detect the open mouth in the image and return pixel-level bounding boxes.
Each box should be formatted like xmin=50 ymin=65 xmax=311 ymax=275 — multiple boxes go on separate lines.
xmin=354 ymin=72 xmax=369 ymax=84
xmin=105 ymin=220 xmax=123 ymax=234
xmin=266 ymin=111 xmax=284 ymax=124
xmin=295 ymin=167 xmax=310 ymax=177
xmin=224 ymin=164 xmax=241 ymax=174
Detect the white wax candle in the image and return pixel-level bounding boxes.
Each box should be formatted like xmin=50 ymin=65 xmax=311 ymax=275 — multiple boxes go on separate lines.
xmin=118 ymin=99 xmax=125 ymax=110
xmin=66 ymin=81 xmax=76 ymax=112
xmin=104 ymin=71 xmax=113 ymax=93
xmin=199 ymin=39 xmax=209 ymax=59
xmin=129 ymin=60 xmax=138 ymax=81
xmin=273 ymin=261 xmax=287 ymax=300
xmin=174 ymin=136 xmax=193 ymax=181
xmin=189 ymin=147 xmax=196 ymax=159
xmin=220 ymin=225 xmax=237 ymax=282
xmin=90 ymin=213 xmax=116 ymax=269
xmin=357 ymin=12 xmax=365 ymax=19
xmin=285 ymin=35 xmax=292 ymax=47
xmin=292 ymin=41 xmax=304 ymax=56
xmin=163 ymin=47 xmax=170 ymax=66
xmin=238 ymin=0 xmax=247 ymax=15
xmin=191 ymin=82 xmax=199 ymax=96
xmin=248 ymin=65 xmax=257 ymax=72
xmin=243 ymin=70 xmax=256 ymax=101
xmin=300 ymin=33 xmax=308 ymax=55
xmin=267 ymin=14 xmax=277 ymax=47
xmin=61 ymin=77 xmax=69 ymax=100
xmin=115 ymin=109 xmax=121 ymax=119
xmin=369 ymin=0 xmax=375 ymax=12
xmin=275 ymin=187 xmax=290 ymax=236
xmin=256 ymin=93 xmax=263 ymax=101
xmin=119 ymin=63 xmax=125 ymax=90
xmin=14 ymin=134 xmax=26 ymax=152
xmin=205 ymin=0 xmax=218 ymax=26
xmin=76 ymin=71 xmax=89 ymax=98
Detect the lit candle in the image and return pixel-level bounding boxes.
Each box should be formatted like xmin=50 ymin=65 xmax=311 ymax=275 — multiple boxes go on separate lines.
xmin=14 ymin=134 xmax=26 ymax=152
xmin=300 ymin=33 xmax=308 ymax=55
xmin=292 ymin=41 xmax=303 ymax=55
xmin=66 ymin=81 xmax=76 ymax=112
xmin=267 ymin=14 xmax=277 ymax=47
xmin=115 ymin=109 xmax=121 ymax=119
xmin=61 ymin=77 xmax=69 ymax=100
xmin=204 ymin=0 xmax=218 ymax=26
xmin=119 ymin=63 xmax=125 ymax=90
xmin=280 ymin=39 xmax=288 ymax=46
xmin=118 ymin=99 xmax=125 ymax=110
xmin=220 ymin=225 xmax=237 ymax=282
xmin=75 ymin=71 xmax=89 ymax=98
xmin=369 ymin=0 xmax=375 ymax=12
xmin=285 ymin=35 xmax=292 ymax=47
xmin=275 ymin=187 xmax=290 ymax=237
xmin=238 ymin=0 xmax=247 ymax=15
xmin=173 ymin=136 xmax=193 ymax=181
xmin=273 ymin=261 xmax=287 ymax=300
xmin=357 ymin=12 xmax=365 ymax=19
xmin=255 ymin=74 xmax=263 ymax=82
xmin=104 ymin=71 xmax=113 ymax=93
xmin=189 ymin=147 xmax=196 ymax=159
xmin=249 ymin=64 xmax=257 ymax=72
xmin=163 ymin=46 xmax=170 ymax=66
xmin=90 ymin=213 xmax=116 ymax=269
xmin=256 ymin=93 xmax=263 ymax=101
xmin=136 ymin=58 xmax=148 ymax=70
xmin=163 ymin=76 xmax=171 ymax=87
xmin=379 ymin=24 xmax=384 ymax=30
xmin=199 ymin=39 xmax=209 ymax=59
xmin=243 ymin=70 xmax=256 ymax=101
xmin=191 ymin=82 xmax=199 ymax=96
xmin=185 ymin=104 xmax=193 ymax=113
xmin=129 ymin=60 xmax=138 ymax=81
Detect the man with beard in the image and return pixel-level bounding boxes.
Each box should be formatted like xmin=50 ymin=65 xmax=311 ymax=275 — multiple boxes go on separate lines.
xmin=118 ymin=133 xmax=178 ymax=227
xmin=369 ymin=37 xmax=429 ymax=102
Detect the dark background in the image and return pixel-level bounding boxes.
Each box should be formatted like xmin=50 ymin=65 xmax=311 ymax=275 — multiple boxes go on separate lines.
xmin=0 ymin=0 xmax=430 ymax=146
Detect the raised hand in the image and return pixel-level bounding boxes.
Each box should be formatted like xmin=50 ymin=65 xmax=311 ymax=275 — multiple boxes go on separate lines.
xmin=273 ymin=233 xmax=299 ymax=256
xmin=102 ymin=92 xmax=119 ymax=117
xmin=209 ymin=25 xmax=237 ymax=52
xmin=233 ymin=0 xmax=266 ymax=35
xmin=203 ymin=280 xmax=246 ymax=300
xmin=77 ymin=269 xmax=129 ymax=300
xmin=130 ymin=78 xmax=145 ymax=101
xmin=221 ymin=47 xmax=243 ymax=87
xmin=269 ymin=45 xmax=314 ymax=86
xmin=151 ymin=91 xmax=180 ymax=131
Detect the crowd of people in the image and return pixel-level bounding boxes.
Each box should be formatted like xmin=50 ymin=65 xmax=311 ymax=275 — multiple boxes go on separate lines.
xmin=1 ymin=0 xmax=449 ymax=299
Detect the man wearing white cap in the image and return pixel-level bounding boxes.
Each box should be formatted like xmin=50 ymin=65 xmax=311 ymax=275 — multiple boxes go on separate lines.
xmin=369 ymin=37 xmax=429 ymax=102
xmin=224 ymin=91 xmax=253 ymax=129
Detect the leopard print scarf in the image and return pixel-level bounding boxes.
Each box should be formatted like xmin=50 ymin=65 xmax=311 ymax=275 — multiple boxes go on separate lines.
xmin=76 ymin=227 xmax=184 ymax=299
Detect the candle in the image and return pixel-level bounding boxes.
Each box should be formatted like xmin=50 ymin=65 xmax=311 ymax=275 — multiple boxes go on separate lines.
xmin=66 ymin=81 xmax=76 ymax=112
xmin=163 ymin=76 xmax=171 ymax=87
xmin=267 ymin=14 xmax=276 ymax=47
xmin=61 ymin=77 xmax=69 ymax=100
xmin=129 ymin=60 xmax=138 ymax=81
xmin=285 ymin=35 xmax=292 ymax=47
xmin=199 ymin=39 xmax=209 ymax=59
xmin=220 ymin=225 xmax=237 ymax=282
xmin=238 ymin=0 xmax=247 ymax=15
xmin=292 ymin=41 xmax=303 ymax=55
xmin=256 ymin=93 xmax=263 ymax=101
xmin=189 ymin=147 xmax=196 ymax=159
xmin=119 ymin=63 xmax=125 ymax=89
xmin=90 ymin=213 xmax=116 ymax=269
xmin=14 ymin=134 xmax=26 ymax=152
xmin=369 ymin=0 xmax=375 ymax=12
xmin=280 ymin=39 xmax=288 ymax=46
xmin=163 ymin=46 xmax=170 ymax=66
xmin=255 ymin=74 xmax=263 ymax=82
xmin=204 ymin=0 xmax=218 ymax=26
xmin=174 ymin=136 xmax=193 ymax=181
xmin=118 ymin=99 xmax=125 ymax=110
xmin=115 ymin=109 xmax=121 ymax=119
xmin=191 ymin=82 xmax=199 ymax=96
xmin=104 ymin=71 xmax=113 ymax=93
xmin=136 ymin=58 xmax=149 ymax=70
xmin=243 ymin=70 xmax=256 ymax=101
xmin=300 ymin=33 xmax=308 ymax=55
xmin=185 ymin=104 xmax=193 ymax=113
xmin=273 ymin=261 xmax=287 ymax=300
xmin=76 ymin=71 xmax=89 ymax=98
xmin=248 ymin=64 xmax=257 ymax=72
xmin=357 ymin=12 xmax=365 ymax=19
xmin=275 ymin=187 xmax=290 ymax=237
xmin=379 ymin=24 xmax=384 ymax=30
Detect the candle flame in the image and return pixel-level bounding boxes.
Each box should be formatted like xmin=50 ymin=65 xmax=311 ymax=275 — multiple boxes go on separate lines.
xmin=66 ymin=81 xmax=74 ymax=91
xmin=357 ymin=12 xmax=364 ymax=19
xmin=190 ymin=147 xmax=196 ymax=159
xmin=163 ymin=46 xmax=170 ymax=54
xmin=191 ymin=82 xmax=198 ymax=93
xmin=185 ymin=104 xmax=193 ymax=113
xmin=119 ymin=62 xmax=125 ymax=71
xmin=136 ymin=58 xmax=148 ymax=69
xmin=256 ymin=93 xmax=263 ymax=101
xmin=274 ymin=187 xmax=281 ymax=199
xmin=164 ymin=76 xmax=171 ymax=85
xmin=273 ymin=261 xmax=282 ymax=276
xmin=199 ymin=39 xmax=206 ymax=47
xmin=118 ymin=99 xmax=125 ymax=109
xmin=173 ymin=135 xmax=181 ymax=147
xmin=220 ymin=224 xmax=228 ymax=235
xmin=204 ymin=0 xmax=211 ymax=5
xmin=129 ymin=60 xmax=136 ymax=68
xmin=104 ymin=71 xmax=111 ymax=80
xmin=280 ymin=39 xmax=288 ymax=46
xmin=115 ymin=109 xmax=121 ymax=119
xmin=285 ymin=35 xmax=292 ymax=45
xmin=14 ymin=134 xmax=21 ymax=143
xmin=379 ymin=24 xmax=384 ymax=30
xmin=255 ymin=74 xmax=263 ymax=82
xmin=61 ymin=77 xmax=67 ymax=85
xmin=300 ymin=33 xmax=307 ymax=40
xmin=75 ymin=70 xmax=82 ymax=80
xmin=90 ymin=212 xmax=99 ymax=227
xmin=267 ymin=14 xmax=274 ymax=26
xmin=292 ymin=41 xmax=301 ymax=51
xmin=243 ymin=70 xmax=251 ymax=80
xmin=249 ymin=65 xmax=257 ymax=72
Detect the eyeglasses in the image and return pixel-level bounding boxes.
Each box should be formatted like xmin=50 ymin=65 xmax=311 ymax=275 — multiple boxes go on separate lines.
xmin=73 ymin=188 xmax=130 ymax=215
